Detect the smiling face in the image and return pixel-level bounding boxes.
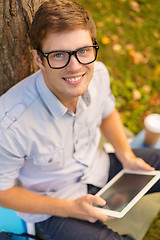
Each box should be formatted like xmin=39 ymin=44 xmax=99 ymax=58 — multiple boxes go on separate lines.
xmin=33 ymin=29 xmax=95 ymax=111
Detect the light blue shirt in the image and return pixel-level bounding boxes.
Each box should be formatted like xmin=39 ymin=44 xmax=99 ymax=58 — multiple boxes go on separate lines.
xmin=0 ymin=61 xmax=115 ymax=223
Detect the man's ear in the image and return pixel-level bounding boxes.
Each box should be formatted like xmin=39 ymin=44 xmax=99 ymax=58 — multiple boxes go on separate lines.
xmin=32 ymin=50 xmax=45 ymax=69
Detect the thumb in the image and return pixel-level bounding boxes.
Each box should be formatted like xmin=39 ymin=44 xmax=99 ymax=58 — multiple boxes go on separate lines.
xmin=86 ymin=194 xmax=106 ymax=206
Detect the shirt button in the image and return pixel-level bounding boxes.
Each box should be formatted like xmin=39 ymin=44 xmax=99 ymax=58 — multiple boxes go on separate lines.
xmin=48 ymin=158 xmax=53 ymax=163
xmin=75 ymin=140 xmax=78 ymax=144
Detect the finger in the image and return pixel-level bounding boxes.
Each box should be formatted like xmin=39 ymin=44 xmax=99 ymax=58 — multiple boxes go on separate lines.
xmin=86 ymin=194 xmax=106 ymax=206
xmin=107 ymin=216 xmax=115 ymax=221
xmin=87 ymin=216 xmax=98 ymax=223
xmin=137 ymin=158 xmax=155 ymax=171
xmin=92 ymin=207 xmax=109 ymax=222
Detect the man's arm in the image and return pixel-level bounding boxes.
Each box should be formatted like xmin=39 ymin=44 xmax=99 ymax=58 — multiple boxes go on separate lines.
xmin=0 ymin=185 xmax=108 ymax=223
xmin=100 ymin=108 xmax=154 ymax=171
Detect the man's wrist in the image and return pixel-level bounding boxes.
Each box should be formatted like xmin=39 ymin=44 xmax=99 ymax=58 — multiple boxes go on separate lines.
xmin=115 ymin=148 xmax=135 ymax=164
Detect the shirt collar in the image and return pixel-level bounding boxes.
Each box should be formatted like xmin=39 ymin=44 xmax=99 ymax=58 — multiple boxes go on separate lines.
xmin=36 ymin=71 xmax=67 ymax=119
xmin=36 ymin=70 xmax=97 ymax=118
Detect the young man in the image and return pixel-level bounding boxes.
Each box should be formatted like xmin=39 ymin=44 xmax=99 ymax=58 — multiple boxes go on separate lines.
xmin=0 ymin=0 xmax=159 ymax=239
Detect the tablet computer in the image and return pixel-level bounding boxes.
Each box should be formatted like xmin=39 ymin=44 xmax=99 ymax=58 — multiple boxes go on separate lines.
xmin=94 ymin=169 xmax=160 ymax=218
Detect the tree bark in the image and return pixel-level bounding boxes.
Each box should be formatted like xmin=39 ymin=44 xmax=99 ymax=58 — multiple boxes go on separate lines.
xmin=0 ymin=0 xmax=46 ymax=95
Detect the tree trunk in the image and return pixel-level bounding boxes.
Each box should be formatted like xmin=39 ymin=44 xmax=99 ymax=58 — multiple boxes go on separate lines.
xmin=0 ymin=0 xmax=46 ymax=95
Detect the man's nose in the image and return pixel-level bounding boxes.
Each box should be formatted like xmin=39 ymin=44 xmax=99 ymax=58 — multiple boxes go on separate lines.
xmin=66 ymin=54 xmax=82 ymax=70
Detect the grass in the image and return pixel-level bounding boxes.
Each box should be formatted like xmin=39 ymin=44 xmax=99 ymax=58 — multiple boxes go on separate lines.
xmin=143 ymin=210 xmax=160 ymax=240
xmin=78 ymin=0 xmax=160 ymax=134
xmin=78 ymin=0 xmax=160 ymax=239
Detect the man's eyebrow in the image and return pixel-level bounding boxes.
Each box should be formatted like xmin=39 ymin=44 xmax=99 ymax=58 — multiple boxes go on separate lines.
xmin=44 ymin=44 xmax=93 ymax=53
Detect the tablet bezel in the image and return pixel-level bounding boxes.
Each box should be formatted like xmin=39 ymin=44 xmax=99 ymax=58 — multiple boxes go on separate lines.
xmin=94 ymin=169 xmax=160 ymax=218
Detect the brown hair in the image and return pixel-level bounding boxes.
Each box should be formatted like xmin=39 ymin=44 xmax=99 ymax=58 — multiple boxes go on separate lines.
xmin=29 ymin=0 xmax=97 ymax=50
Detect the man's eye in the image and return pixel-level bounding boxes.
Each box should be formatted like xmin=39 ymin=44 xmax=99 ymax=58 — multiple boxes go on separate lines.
xmin=54 ymin=53 xmax=64 ymax=58
xmin=79 ymin=49 xmax=87 ymax=54
xmin=49 ymin=52 xmax=67 ymax=60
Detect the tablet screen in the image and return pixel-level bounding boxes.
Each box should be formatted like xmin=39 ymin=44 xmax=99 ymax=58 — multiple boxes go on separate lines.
xmin=99 ymin=173 xmax=154 ymax=212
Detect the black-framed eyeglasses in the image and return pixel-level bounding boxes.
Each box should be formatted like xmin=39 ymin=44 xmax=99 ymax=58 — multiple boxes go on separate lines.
xmin=37 ymin=45 xmax=99 ymax=69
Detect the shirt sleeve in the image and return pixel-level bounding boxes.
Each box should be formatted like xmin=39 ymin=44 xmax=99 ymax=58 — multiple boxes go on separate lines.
xmin=0 ymin=126 xmax=24 ymax=190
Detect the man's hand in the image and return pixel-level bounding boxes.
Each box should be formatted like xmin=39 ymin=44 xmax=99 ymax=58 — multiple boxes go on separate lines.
xmin=67 ymin=194 xmax=109 ymax=223
xmin=118 ymin=151 xmax=155 ymax=171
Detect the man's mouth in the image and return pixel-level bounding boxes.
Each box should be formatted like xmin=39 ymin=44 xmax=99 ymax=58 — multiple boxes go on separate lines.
xmin=65 ymin=76 xmax=82 ymax=82
xmin=63 ymin=75 xmax=84 ymax=84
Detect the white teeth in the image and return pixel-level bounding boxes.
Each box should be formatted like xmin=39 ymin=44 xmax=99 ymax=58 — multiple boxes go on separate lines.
xmin=65 ymin=76 xmax=81 ymax=82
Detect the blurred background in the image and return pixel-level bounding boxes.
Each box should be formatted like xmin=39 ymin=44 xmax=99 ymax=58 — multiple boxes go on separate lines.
xmin=79 ymin=0 xmax=160 ymax=134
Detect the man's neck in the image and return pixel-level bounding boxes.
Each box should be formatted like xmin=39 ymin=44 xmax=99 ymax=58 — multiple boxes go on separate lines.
xmin=63 ymin=98 xmax=78 ymax=113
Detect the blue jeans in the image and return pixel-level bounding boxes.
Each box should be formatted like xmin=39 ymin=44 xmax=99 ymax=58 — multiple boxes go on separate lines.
xmin=36 ymin=148 xmax=160 ymax=240
xmin=36 ymin=217 xmax=122 ymax=240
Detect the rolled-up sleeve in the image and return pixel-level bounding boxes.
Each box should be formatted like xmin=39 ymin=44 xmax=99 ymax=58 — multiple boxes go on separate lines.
xmin=0 ymin=126 xmax=24 ymax=190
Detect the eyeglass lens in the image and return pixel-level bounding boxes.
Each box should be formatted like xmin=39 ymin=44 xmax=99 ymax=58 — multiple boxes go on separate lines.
xmin=48 ymin=46 xmax=97 ymax=68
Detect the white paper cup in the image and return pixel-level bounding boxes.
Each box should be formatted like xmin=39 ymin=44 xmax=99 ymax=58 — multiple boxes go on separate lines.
xmin=144 ymin=114 xmax=160 ymax=146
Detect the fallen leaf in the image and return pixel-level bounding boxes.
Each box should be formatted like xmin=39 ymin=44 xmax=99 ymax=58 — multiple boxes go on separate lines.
xmin=129 ymin=50 xmax=145 ymax=64
xmin=135 ymin=17 xmax=144 ymax=24
xmin=130 ymin=1 xmax=140 ymax=12
xmin=153 ymin=65 xmax=160 ymax=79
xmin=153 ymin=32 xmax=160 ymax=39
xmin=150 ymin=92 xmax=160 ymax=105
xmin=117 ymin=26 xmax=124 ymax=35
xmin=96 ymin=2 xmax=102 ymax=9
xmin=132 ymin=102 xmax=139 ymax=110
xmin=143 ymin=85 xmax=151 ymax=94
xmin=111 ymin=34 xmax=119 ymax=42
xmin=144 ymin=46 xmax=152 ymax=58
xmin=101 ymin=36 xmax=111 ymax=45
xmin=126 ymin=43 xmax=135 ymax=50
xmin=115 ymin=18 xmax=121 ymax=25
xmin=113 ymin=67 xmax=119 ymax=73
xmin=132 ymin=89 xmax=141 ymax=100
xmin=112 ymin=44 xmax=122 ymax=52
xmin=96 ymin=21 xmax=105 ymax=27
